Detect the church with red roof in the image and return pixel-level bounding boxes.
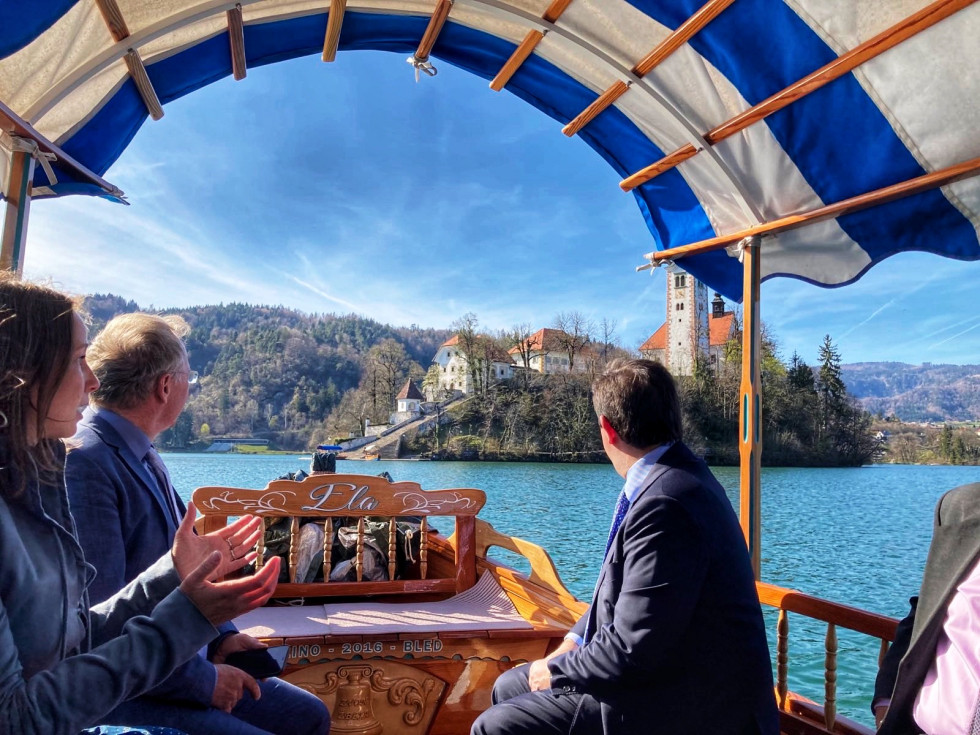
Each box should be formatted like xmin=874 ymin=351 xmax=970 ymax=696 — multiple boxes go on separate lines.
xmin=639 ymin=265 xmax=736 ymax=376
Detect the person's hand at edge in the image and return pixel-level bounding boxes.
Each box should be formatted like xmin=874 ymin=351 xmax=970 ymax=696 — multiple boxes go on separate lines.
xmin=213 ymin=632 xmax=267 ymax=665
xmin=180 ymin=551 xmax=281 ymax=625
xmin=211 ymin=663 xmax=261 ymax=712
xmin=172 ymin=502 xmax=263 ymax=580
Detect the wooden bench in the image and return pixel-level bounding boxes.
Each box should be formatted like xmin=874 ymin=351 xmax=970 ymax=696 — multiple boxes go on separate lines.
xmin=194 ymin=472 xmax=484 ymax=600
xmin=193 ymin=472 xmax=573 ymax=735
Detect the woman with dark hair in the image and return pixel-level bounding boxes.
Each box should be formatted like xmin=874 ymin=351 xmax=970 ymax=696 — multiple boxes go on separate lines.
xmin=0 ymin=274 xmax=282 ymax=734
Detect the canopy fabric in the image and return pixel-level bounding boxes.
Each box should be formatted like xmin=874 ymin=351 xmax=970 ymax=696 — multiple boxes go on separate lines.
xmin=1 ymin=0 xmax=978 ymax=299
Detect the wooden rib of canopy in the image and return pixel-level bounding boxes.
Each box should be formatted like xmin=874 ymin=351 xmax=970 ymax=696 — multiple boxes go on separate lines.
xmin=228 ymin=4 xmax=247 ymax=79
xmin=489 ymin=0 xmax=575 ymax=91
xmin=413 ymin=0 xmax=454 ymax=64
xmin=620 ymin=0 xmax=977 ymax=192
xmin=322 ymin=0 xmax=348 ymax=62
xmin=94 ymin=0 xmax=163 ymax=119
xmin=562 ymin=0 xmax=737 ymax=136
xmin=636 ymin=155 xmax=980 ymax=268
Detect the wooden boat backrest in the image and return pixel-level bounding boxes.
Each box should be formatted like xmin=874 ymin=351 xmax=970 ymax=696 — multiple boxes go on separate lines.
xmin=756 ymin=581 xmax=898 ymax=735
xmin=193 ymin=473 xmax=486 ymax=599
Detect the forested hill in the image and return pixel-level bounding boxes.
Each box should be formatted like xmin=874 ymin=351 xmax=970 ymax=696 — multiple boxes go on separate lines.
xmin=82 ymin=294 xmax=452 ymax=449
xmin=842 ymin=362 xmax=980 ymax=422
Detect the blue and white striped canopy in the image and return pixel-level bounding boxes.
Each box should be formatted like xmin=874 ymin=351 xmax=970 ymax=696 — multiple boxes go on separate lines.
xmin=1 ymin=0 xmax=978 ymax=300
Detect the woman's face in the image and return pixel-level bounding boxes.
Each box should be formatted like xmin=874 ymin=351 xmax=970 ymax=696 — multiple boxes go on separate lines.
xmin=28 ymin=312 xmax=100 ymax=443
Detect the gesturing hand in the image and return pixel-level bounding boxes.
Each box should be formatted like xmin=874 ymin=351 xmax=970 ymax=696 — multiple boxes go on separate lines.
xmin=180 ymin=550 xmax=281 ymax=626
xmin=212 ymin=663 xmax=261 ymax=713
xmin=171 ymin=503 xmax=263 ymax=581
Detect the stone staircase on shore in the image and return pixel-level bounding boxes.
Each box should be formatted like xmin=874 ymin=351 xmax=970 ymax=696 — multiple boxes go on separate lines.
xmin=346 ymin=395 xmax=468 ymax=460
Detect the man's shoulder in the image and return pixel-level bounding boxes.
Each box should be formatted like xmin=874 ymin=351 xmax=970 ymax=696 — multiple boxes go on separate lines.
xmin=937 ymin=482 xmax=980 ymax=523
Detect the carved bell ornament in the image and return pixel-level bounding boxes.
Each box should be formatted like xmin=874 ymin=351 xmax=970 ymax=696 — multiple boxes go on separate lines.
xmin=331 ymin=668 xmax=383 ymax=735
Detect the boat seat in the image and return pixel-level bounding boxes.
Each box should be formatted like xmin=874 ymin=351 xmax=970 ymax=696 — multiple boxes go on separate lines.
xmin=193 ymin=472 xmax=486 ymax=600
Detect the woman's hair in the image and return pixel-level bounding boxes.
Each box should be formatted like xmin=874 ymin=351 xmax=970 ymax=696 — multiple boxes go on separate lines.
xmin=0 ymin=273 xmax=80 ymax=497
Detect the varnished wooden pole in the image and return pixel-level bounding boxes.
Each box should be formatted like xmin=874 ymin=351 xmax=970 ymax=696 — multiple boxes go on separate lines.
xmin=639 ymin=154 xmax=980 ymax=268
xmin=739 ymin=235 xmax=762 ymax=578
xmin=322 ymin=0 xmax=347 ymax=62
xmin=0 ymin=147 xmax=35 ymax=275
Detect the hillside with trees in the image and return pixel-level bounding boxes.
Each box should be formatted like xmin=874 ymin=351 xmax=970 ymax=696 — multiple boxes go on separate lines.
xmin=841 ymin=362 xmax=980 ymax=422
xmin=81 ymin=296 xmax=881 ymax=465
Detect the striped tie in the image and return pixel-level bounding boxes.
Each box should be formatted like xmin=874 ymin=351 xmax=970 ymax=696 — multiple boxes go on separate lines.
xmin=604 ymin=491 xmax=630 ymax=556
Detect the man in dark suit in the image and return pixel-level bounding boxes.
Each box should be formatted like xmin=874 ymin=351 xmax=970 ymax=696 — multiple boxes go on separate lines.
xmin=66 ymin=313 xmax=330 ymax=735
xmin=874 ymin=482 xmax=980 ymax=735
xmin=472 ymin=358 xmax=778 ymax=735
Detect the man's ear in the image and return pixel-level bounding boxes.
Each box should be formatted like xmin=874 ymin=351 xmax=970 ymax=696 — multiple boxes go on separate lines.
xmin=599 ymin=415 xmax=619 ymax=444
xmin=154 ymin=373 xmax=172 ymax=403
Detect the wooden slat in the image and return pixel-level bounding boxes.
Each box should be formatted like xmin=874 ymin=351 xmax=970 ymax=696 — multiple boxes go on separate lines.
xmin=421 ymin=516 xmax=429 ymax=579
xmin=562 ymin=81 xmax=629 ymax=137
xmin=640 ymin=155 xmax=980 ymax=266
xmin=490 ymin=0 xmax=575 ymax=91
xmin=824 ymin=623 xmax=838 ymax=732
xmin=757 ymin=582 xmax=899 ymax=641
xmin=621 ymin=0 xmax=977 ymax=190
xmin=564 ymin=0 xmax=736 ymax=137
xmin=272 ymin=578 xmax=456 ymax=599
xmin=289 ymin=516 xmax=300 ymax=583
xmin=388 ymin=518 xmax=397 ymax=581
xmin=355 ymin=517 xmax=365 ymax=582
xmin=123 ymin=49 xmax=164 ymax=120
xmin=455 ymin=516 xmax=477 ymax=592
xmin=633 ymin=0 xmax=737 ymax=77
xmin=414 ymin=0 xmax=453 ymax=63
xmin=321 ymin=0 xmax=347 ymax=62
xmin=227 ymin=4 xmax=246 ymax=80
xmin=776 ymin=608 xmax=789 ymax=709
xmin=94 ymin=0 xmax=130 ymax=42
xmin=542 ymin=0 xmax=574 ymax=23
xmin=739 ymin=237 xmax=762 ymax=578
xmin=323 ymin=517 xmax=333 ymax=581
xmin=490 ymin=30 xmax=544 ymax=92
xmin=620 ymin=144 xmax=699 ymax=191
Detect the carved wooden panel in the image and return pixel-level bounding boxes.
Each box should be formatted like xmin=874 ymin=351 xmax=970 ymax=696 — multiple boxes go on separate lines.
xmin=193 ymin=473 xmax=486 ymax=517
xmin=284 ymin=660 xmax=446 ymax=735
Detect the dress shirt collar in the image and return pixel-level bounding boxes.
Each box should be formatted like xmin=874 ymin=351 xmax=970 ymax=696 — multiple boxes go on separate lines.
xmin=622 ymin=441 xmax=674 ymax=502
xmin=89 ymin=406 xmax=153 ymax=460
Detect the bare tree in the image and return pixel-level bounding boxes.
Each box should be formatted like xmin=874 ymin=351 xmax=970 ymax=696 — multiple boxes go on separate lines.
xmin=553 ymin=311 xmax=594 ymax=372
xmin=506 ymin=323 xmax=534 ymax=370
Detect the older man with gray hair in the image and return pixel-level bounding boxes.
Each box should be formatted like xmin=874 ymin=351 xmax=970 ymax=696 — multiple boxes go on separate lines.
xmin=66 ymin=312 xmax=330 ymax=735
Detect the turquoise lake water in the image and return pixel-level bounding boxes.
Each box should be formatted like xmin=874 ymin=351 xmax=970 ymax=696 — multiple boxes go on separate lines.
xmin=165 ymin=454 xmax=979 ymax=728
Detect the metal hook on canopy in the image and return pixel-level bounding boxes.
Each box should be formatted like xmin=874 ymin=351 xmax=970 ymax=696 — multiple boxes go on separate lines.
xmin=406 ymin=55 xmax=438 ymax=82
xmin=1 ymin=132 xmax=58 ymax=191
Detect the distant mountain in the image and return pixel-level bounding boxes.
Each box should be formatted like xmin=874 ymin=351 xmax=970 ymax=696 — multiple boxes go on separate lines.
xmin=842 ymin=362 xmax=980 ymax=422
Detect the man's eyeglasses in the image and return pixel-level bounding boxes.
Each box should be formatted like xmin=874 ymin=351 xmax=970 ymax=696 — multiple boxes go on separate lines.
xmin=174 ymin=370 xmax=199 ymax=385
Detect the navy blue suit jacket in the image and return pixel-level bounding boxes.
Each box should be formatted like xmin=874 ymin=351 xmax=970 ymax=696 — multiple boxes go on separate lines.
xmin=66 ymin=410 xmax=227 ymax=706
xmin=548 ymin=442 xmax=778 ymax=735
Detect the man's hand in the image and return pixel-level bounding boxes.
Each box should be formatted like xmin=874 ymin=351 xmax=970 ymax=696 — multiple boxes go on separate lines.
xmin=211 ymin=663 xmax=261 ymax=713
xmin=528 ymin=637 xmax=579 ymax=692
xmin=213 ymin=632 xmax=267 ymax=665
xmin=179 ymin=551 xmax=281 ymax=626
xmin=171 ymin=503 xmax=263 ymax=581
xmin=527 ymin=658 xmax=552 ymax=691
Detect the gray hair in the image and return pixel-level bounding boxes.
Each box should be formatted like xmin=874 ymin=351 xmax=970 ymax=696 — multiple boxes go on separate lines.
xmin=88 ymin=313 xmax=190 ymax=410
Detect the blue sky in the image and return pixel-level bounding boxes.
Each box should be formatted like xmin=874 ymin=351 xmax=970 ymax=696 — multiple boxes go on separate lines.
xmin=23 ymin=51 xmax=979 ymax=367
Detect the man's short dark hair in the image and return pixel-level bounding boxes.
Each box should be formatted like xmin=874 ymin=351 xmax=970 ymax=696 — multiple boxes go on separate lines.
xmin=592 ymin=358 xmax=682 ymax=448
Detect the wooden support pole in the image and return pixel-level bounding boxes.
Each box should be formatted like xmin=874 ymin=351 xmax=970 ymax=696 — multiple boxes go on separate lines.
xmin=94 ymin=0 xmax=130 ymax=41
xmin=739 ymin=235 xmax=762 ymax=579
xmin=0 ymin=147 xmax=35 ymax=275
xmin=638 ymin=154 xmax=980 ymax=266
xmin=542 ymin=0 xmax=574 ymax=23
xmin=227 ymin=4 xmax=247 ymax=80
xmin=621 ymin=0 xmax=977 ymax=191
xmin=490 ymin=30 xmax=544 ymax=91
xmin=564 ymin=0 xmax=736 ymax=136
xmin=322 ymin=0 xmax=347 ymax=62
xmin=414 ymin=0 xmax=453 ymax=63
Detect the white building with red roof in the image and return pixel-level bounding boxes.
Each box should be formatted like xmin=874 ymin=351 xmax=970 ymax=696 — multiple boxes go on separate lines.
xmin=508 ymin=327 xmax=592 ymax=374
xmin=431 ymin=335 xmax=515 ymax=396
xmin=639 ymin=265 xmax=736 ymax=376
